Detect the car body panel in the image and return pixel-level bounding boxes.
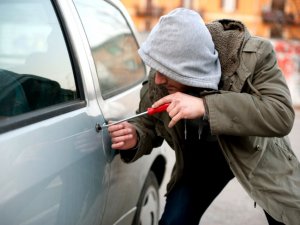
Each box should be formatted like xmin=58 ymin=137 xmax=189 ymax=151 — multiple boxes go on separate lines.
xmin=0 ymin=109 xmax=108 ymax=225
xmin=0 ymin=0 xmax=168 ymax=225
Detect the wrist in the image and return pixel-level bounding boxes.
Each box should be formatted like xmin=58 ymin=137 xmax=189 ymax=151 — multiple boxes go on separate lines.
xmin=130 ymin=132 xmax=140 ymax=150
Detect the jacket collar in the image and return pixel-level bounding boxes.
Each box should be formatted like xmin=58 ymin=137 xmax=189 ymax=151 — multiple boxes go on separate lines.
xmin=206 ymin=19 xmax=251 ymax=77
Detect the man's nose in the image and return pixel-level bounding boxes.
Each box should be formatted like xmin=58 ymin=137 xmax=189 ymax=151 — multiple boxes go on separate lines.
xmin=155 ymin=72 xmax=167 ymax=84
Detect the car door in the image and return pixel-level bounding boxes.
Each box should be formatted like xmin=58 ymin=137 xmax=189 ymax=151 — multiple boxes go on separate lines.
xmin=0 ymin=0 xmax=109 ymax=224
xmin=71 ymin=0 xmax=146 ymax=158
xmin=71 ymin=0 xmax=161 ymax=224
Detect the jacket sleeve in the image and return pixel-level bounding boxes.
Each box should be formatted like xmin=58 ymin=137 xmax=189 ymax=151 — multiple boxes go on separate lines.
xmin=205 ymin=38 xmax=295 ymax=137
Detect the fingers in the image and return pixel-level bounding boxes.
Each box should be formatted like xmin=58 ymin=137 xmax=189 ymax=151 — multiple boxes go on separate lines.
xmin=107 ymin=122 xmax=123 ymax=133
xmin=107 ymin=122 xmax=137 ymax=150
xmin=108 ymin=123 xmax=130 ymax=136
xmin=111 ymin=129 xmax=134 ymax=143
xmin=111 ymin=141 xmax=126 ymax=149
xmin=151 ymin=95 xmax=180 ymax=128
xmin=108 ymin=123 xmax=132 ymax=141
xmin=168 ymin=102 xmax=186 ymax=128
xmin=152 ymin=95 xmax=172 ymax=108
xmin=152 ymin=92 xmax=205 ymax=128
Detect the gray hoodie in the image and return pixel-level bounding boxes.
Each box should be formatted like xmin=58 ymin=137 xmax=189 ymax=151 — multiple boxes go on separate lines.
xmin=138 ymin=8 xmax=221 ymax=90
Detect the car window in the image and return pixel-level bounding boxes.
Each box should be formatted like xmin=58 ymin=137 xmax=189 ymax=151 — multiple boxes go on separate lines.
xmin=73 ymin=0 xmax=146 ymax=99
xmin=0 ymin=0 xmax=78 ymax=119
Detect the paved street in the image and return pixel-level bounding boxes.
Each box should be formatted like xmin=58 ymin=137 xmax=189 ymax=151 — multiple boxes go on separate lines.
xmin=159 ymin=109 xmax=300 ymax=225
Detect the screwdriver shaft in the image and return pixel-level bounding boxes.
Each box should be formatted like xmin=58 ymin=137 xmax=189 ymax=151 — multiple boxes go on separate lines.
xmin=101 ymin=103 xmax=170 ymax=128
xmin=102 ymin=111 xmax=147 ymax=128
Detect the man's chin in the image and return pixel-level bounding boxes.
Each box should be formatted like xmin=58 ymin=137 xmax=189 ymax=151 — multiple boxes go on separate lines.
xmin=166 ymin=87 xmax=176 ymax=94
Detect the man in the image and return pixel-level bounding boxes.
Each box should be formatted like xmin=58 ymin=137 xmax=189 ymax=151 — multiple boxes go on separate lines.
xmin=108 ymin=8 xmax=300 ymax=225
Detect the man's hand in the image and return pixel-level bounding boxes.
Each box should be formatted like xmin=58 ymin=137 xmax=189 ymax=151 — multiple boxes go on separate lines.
xmin=108 ymin=121 xmax=138 ymax=150
xmin=152 ymin=92 xmax=206 ymax=128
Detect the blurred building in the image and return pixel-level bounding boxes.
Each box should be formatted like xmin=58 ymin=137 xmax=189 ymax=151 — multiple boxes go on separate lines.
xmin=121 ymin=0 xmax=300 ymax=40
xmin=122 ymin=0 xmax=300 ymax=107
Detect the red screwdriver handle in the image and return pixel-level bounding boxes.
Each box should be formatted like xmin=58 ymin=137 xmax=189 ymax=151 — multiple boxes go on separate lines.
xmin=147 ymin=103 xmax=170 ymax=115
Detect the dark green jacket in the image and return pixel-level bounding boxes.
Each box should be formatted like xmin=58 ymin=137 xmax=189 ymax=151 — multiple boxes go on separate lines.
xmin=123 ymin=20 xmax=299 ymax=224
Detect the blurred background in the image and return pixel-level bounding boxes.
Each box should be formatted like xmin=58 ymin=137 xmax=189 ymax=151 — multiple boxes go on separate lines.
xmin=120 ymin=1 xmax=300 ymax=224
xmin=120 ymin=0 xmax=300 ymax=109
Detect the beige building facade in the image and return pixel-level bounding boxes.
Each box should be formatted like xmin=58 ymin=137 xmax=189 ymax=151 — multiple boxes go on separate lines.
xmin=121 ymin=0 xmax=300 ymax=40
xmin=121 ymin=0 xmax=300 ymax=107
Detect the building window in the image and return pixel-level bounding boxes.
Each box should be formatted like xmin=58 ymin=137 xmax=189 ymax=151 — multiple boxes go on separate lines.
xmin=222 ymin=0 xmax=237 ymax=13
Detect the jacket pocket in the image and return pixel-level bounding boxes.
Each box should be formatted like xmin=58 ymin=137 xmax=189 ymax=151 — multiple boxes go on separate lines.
xmin=249 ymin=137 xmax=300 ymax=221
xmin=250 ymin=137 xmax=299 ymax=190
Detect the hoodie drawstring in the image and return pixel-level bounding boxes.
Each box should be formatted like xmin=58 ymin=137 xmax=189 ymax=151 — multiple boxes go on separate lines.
xmin=184 ymin=119 xmax=204 ymax=140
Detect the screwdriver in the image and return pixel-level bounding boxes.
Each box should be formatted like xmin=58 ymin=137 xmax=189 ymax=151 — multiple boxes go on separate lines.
xmin=102 ymin=103 xmax=170 ymax=128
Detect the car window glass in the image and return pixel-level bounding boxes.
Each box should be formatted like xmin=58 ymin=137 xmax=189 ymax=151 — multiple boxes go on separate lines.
xmin=73 ymin=0 xmax=146 ymax=99
xmin=0 ymin=0 xmax=77 ymax=119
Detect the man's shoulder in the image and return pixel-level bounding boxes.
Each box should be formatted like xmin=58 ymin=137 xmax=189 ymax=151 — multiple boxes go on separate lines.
xmin=243 ymin=36 xmax=273 ymax=53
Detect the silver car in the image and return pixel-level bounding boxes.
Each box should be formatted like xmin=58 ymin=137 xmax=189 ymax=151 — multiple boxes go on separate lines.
xmin=0 ymin=0 xmax=169 ymax=224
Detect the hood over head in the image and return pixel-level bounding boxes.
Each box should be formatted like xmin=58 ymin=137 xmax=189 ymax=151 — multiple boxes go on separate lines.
xmin=138 ymin=8 xmax=221 ymax=90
